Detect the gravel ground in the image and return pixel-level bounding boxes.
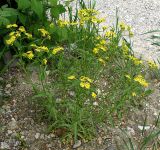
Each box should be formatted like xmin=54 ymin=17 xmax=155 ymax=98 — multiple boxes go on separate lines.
xmin=95 ymin=0 xmax=160 ymax=61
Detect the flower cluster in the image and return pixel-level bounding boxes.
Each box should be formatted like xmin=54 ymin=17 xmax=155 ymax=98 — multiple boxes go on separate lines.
xmin=119 ymin=22 xmax=134 ymax=37
xmin=38 ymin=28 xmax=51 ymax=40
xmin=148 ymin=61 xmax=158 ymax=69
xmin=93 ymin=39 xmax=107 ymax=54
xmin=128 ymin=55 xmax=142 ymax=65
xmin=52 ymin=46 xmax=64 ymax=55
xmin=134 ymin=75 xmax=148 ymax=87
xmin=6 ymin=24 xmax=32 ymax=45
xmin=78 ymin=9 xmax=105 ymax=25
xmin=23 ymin=51 xmax=34 ymax=60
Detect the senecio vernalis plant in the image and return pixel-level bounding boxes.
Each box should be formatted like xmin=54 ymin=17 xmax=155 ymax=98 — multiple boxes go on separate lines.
xmin=4 ymin=0 xmax=158 ymax=143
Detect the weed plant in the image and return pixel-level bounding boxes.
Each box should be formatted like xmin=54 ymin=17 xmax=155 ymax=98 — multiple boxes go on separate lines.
xmin=3 ymin=0 xmax=157 ymax=143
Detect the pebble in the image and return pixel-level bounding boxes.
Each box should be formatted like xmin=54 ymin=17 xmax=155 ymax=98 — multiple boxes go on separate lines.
xmin=8 ymin=118 xmax=18 ymax=130
xmin=73 ymin=140 xmax=82 ymax=149
xmin=6 ymin=84 xmax=11 ymax=88
xmin=1 ymin=142 xmax=10 ymax=149
xmin=7 ymin=130 xmax=13 ymax=134
xmin=35 ymin=133 xmax=40 ymax=139
xmin=0 ymin=77 xmax=3 ymax=81
xmin=127 ymin=127 xmax=135 ymax=135
xmin=97 ymin=137 xmax=103 ymax=145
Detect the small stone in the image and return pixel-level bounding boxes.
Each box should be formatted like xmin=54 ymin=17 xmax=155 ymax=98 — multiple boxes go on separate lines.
xmin=97 ymin=137 xmax=103 ymax=145
xmin=8 ymin=118 xmax=18 ymax=130
xmin=50 ymin=133 xmax=55 ymax=138
xmin=1 ymin=142 xmax=10 ymax=149
xmin=40 ymin=134 xmax=45 ymax=139
xmin=127 ymin=127 xmax=135 ymax=135
xmin=47 ymin=144 xmax=52 ymax=148
xmin=35 ymin=133 xmax=40 ymax=139
xmin=73 ymin=140 xmax=82 ymax=149
xmin=7 ymin=130 xmax=12 ymax=134
xmin=6 ymin=84 xmax=11 ymax=88
xmin=0 ymin=77 xmax=3 ymax=81
xmin=93 ymin=101 xmax=98 ymax=106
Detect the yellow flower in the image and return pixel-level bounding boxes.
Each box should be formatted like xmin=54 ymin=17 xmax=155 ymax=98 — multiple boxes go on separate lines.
xmin=122 ymin=40 xmax=129 ymax=55
xmin=9 ymin=32 xmax=15 ymax=36
xmin=68 ymin=75 xmax=76 ymax=80
xmin=91 ymin=92 xmax=97 ymax=99
xmin=6 ymin=24 xmax=18 ymax=28
xmin=18 ymin=26 xmax=26 ymax=33
xmin=148 ymin=61 xmax=158 ymax=69
xmin=134 ymin=75 xmax=148 ymax=87
xmin=105 ymin=30 xmax=116 ymax=38
xmin=128 ymin=55 xmax=142 ymax=65
xmin=98 ymin=58 xmax=106 ymax=65
xmin=80 ymin=82 xmax=91 ymax=89
xmin=38 ymin=28 xmax=51 ymax=39
xmin=15 ymin=31 xmax=21 ymax=37
xmin=42 ymin=58 xmax=47 ymax=65
xmin=52 ymin=46 xmax=64 ymax=55
xmin=6 ymin=36 xmax=16 ymax=45
xmin=80 ymin=76 xmax=93 ymax=83
xmin=132 ymin=92 xmax=137 ymax=97
xmin=57 ymin=20 xmax=69 ymax=27
xmin=119 ymin=22 xmax=127 ymax=31
xmin=23 ymin=51 xmax=34 ymax=59
xmin=35 ymin=46 xmax=49 ymax=52
xmin=25 ymin=33 xmax=32 ymax=39
xmin=102 ymin=26 xmax=108 ymax=31
xmin=93 ymin=47 xmax=99 ymax=54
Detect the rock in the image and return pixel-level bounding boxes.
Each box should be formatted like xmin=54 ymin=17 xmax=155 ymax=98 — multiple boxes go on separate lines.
xmin=1 ymin=142 xmax=10 ymax=149
xmin=8 ymin=118 xmax=18 ymax=130
xmin=73 ymin=140 xmax=82 ymax=149
xmin=6 ymin=84 xmax=11 ymax=88
xmin=93 ymin=101 xmax=98 ymax=106
xmin=40 ymin=134 xmax=45 ymax=139
xmin=35 ymin=133 xmax=40 ymax=139
xmin=97 ymin=137 xmax=103 ymax=145
xmin=127 ymin=127 xmax=135 ymax=135
xmin=0 ymin=77 xmax=3 ymax=81
xmin=49 ymin=133 xmax=55 ymax=138
xmin=7 ymin=130 xmax=13 ymax=134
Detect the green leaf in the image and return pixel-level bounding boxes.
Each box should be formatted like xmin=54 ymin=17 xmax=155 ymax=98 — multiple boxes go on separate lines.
xmin=0 ymin=17 xmax=10 ymax=26
xmin=31 ymin=0 xmax=44 ymax=19
xmin=18 ymin=12 xmax=27 ymax=25
xmin=49 ymin=0 xmax=58 ymax=6
xmin=51 ymin=4 xmax=66 ymax=19
xmin=18 ymin=0 xmax=31 ymax=10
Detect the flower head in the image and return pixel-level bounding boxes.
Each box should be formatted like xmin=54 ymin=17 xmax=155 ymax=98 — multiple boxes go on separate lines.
xmin=68 ymin=75 xmax=76 ymax=80
xmin=134 ymin=75 xmax=148 ymax=87
xmin=23 ymin=51 xmax=34 ymax=59
xmin=91 ymin=92 xmax=97 ymax=99
xmin=6 ymin=24 xmax=18 ymax=28
xmin=42 ymin=58 xmax=47 ymax=65
xmin=52 ymin=46 xmax=64 ymax=55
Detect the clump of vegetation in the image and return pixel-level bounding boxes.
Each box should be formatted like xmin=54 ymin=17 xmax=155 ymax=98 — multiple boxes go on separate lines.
xmin=1 ymin=0 xmax=158 ymax=143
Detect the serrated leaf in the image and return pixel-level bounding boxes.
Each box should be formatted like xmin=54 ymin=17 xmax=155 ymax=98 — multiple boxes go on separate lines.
xmin=31 ymin=0 xmax=43 ymax=19
xmin=18 ymin=0 xmax=31 ymax=10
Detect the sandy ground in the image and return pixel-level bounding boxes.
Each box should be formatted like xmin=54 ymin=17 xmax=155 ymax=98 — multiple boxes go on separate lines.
xmin=95 ymin=0 xmax=160 ymax=61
